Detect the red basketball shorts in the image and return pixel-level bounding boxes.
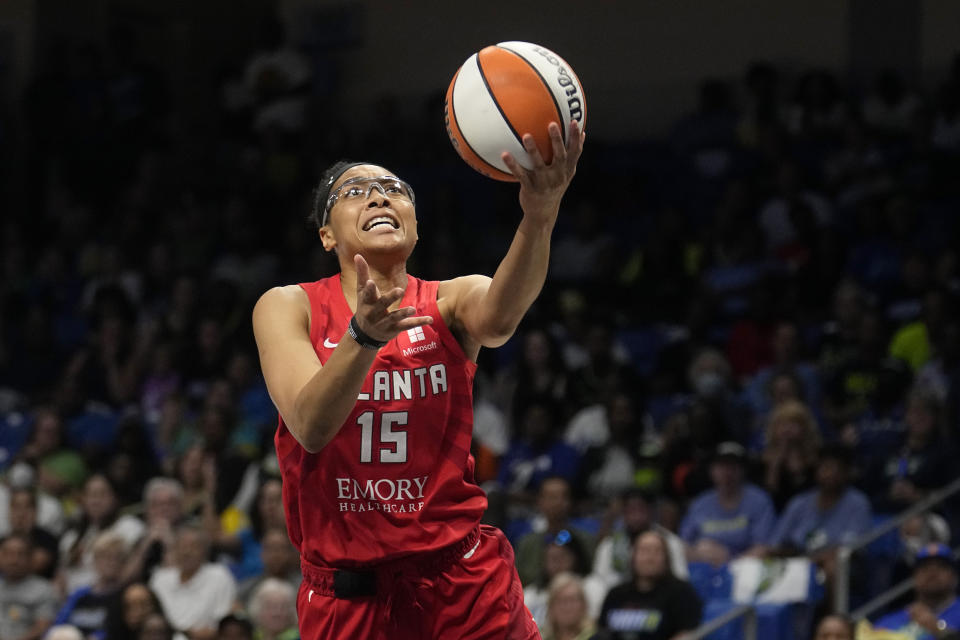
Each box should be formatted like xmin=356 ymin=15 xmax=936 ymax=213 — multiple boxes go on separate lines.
xmin=296 ymin=525 xmax=540 ymax=640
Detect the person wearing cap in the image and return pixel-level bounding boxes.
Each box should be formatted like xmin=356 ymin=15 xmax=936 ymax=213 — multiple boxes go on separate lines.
xmin=252 ymin=120 xmax=584 ymax=639
xmin=679 ymin=442 xmax=776 ymax=566
xmin=873 ymin=543 xmax=960 ymax=639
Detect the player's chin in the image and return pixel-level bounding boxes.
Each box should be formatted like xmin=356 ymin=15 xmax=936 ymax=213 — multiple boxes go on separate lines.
xmin=364 ymin=235 xmax=417 ymax=258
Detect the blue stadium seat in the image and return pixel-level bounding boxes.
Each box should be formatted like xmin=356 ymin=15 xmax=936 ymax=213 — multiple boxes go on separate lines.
xmin=701 ymin=599 xmax=742 ymax=640
xmin=688 ymin=562 xmax=733 ymax=601
xmin=0 ymin=411 xmax=32 ymax=471
xmin=616 ymin=327 xmax=663 ymax=376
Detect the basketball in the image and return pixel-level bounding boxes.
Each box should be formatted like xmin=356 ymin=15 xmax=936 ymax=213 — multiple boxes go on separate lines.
xmin=444 ymin=41 xmax=586 ymax=182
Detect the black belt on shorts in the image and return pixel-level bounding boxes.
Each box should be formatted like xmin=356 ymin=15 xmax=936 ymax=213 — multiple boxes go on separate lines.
xmin=333 ymin=569 xmax=377 ymax=598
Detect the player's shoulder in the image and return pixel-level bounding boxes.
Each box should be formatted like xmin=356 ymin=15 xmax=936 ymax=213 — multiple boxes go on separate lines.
xmin=438 ymin=274 xmax=491 ymax=298
xmin=252 ymin=285 xmax=312 ymax=338
xmin=255 ymin=284 xmax=310 ymax=312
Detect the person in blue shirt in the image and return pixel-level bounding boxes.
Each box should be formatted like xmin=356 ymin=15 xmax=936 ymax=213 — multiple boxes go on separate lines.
xmin=769 ymin=444 xmax=871 ymax=555
xmin=497 ymin=395 xmax=581 ymax=500
xmin=873 ymin=543 xmax=960 ymax=640
xmin=680 ymin=442 xmax=776 ymax=566
xmin=767 ymin=444 xmax=872 ymax=606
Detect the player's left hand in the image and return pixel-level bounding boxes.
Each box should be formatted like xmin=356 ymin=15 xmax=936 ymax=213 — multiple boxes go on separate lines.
xmin=501 ymin=119 xmax=585 ymax=225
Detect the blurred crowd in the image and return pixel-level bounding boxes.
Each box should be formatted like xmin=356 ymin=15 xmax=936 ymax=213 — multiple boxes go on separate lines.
xmin=2 ymin=17 xmax=960 ymax=640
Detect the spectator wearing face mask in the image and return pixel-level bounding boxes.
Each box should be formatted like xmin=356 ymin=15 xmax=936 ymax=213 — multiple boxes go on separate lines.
xmin=686 ymin=348 xmax=753 ymax=449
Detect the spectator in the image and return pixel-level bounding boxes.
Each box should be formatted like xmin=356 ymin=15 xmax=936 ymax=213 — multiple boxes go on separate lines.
xmin=539 ymin=572 xmax=597 ymax=640
xmin=685 ymin=348 xmax=752 ymax=448
xmin=217 ymin=613 xmax=253 ymax=640
xmin=757 ymin=160 xmax=834 ymax=256
xmin=137 ymin=611 xmax=175 ymax=640
xmin=242 ymin=17 xmax=312 ymax=136
xmin=471 ymin=383 xmax=510 ymax=486
xmin=0 ymin=533 xmax=60 ymax=640
xmin=514 ymin=477 xmax=596 ymax=586
xmin=59 ymin=473 xmax=144 ymax=593
xmin=785 ymin=69 xmax=847 ymax=138
xmin=862 ymin=69 xmax=922 ymax=135
xmin=680 ymin=442 xmax=776 ymax=566
xmin=549 ymin=200 xmax=619 ymax=288
xmin=889 ymin=289 xmax=952 ymax=373
xmin=743 ymin=320 xmax=823 ymax=425
xmin=170 ymin=444 xmax=209 ymax=519
xmin=6 ymin=487 xmax=59 ymax=578
xmin=867 ymin=387 xmax=955 ymax=514
xmin=915 ymin=319 xmax=960 ymax=430
xmin=497 ymin=397 xmax=581 ymax=500
xmin=565 ymin=323 xmax=637 ymax=410
xmin=54 ymin=531 xmax=128 ymax=639
xmin=523 ymin=529 xmax=602 ymax=625
xmin=15 ymin=408 xmax=87 ymax=504
xmin=493 ymin=327 xmax=570 ymax=425
xmin=44 ymin=625 xmax=84 ymax=640
xmin=236 ymin=527 xmax=300 ymax=607
xmin=872 ymin=543 xmax=960 ymax=639
xmin=818 ymin=279 xmax=868 ymax=379
xmin=103 ymin=416 xmax=161 ymax=508
xmin=225 ymin=477 xmax=287 ymax=582
xmin=812 ymin=614 xmax=855 ymax=640
xmin=103 ymin=582 xmax=162 ymax=640
xmin=769 ymin=444 xmax=871 ymax=555
xmin=761 ymin=400 xmax=821 ymax=510
xmin=595 ymin=530 xmax=703 ymax=640
xmin=149 ymin=523 xmax=235 ymax=638
xmin=123 ymin=477 xmax=185 ymax=584
xmin=0 ymin=463 xmax=66 ymax=537
xmin=823 ymin=308 xmax=911 ymax=430
xmin=566 ymin=390 xmax=647 ymax=499
xmin=247 ymin=578 xmax=298 ymax=640
xmin=592 ymin=488 xmax=688 ymax=592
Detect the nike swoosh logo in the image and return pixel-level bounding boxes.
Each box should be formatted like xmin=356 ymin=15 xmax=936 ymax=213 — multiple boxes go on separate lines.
xmin=323 ymin=338 xmax=338 ymax=348
xmin=463 ymin=538 xmax=481 ymax=559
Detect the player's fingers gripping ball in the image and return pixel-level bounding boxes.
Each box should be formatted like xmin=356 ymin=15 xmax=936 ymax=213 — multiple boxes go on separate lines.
xmin=444 ymin=41 xmax=587 ymax=181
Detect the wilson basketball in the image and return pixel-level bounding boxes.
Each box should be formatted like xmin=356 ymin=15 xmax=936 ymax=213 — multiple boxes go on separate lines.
xmin=444 ymin=41 xmax=586 ymax=182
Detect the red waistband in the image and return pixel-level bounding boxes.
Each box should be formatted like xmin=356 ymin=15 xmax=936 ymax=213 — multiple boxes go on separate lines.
xmin=300 ymin=525 xmax=481 ymax=597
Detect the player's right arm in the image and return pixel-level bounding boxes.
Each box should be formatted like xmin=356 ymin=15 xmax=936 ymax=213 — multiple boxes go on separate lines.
xmin=252 ymin=285 xmax=378 ymax=453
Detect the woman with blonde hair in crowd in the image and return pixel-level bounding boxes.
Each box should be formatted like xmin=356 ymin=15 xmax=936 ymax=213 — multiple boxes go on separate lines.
xmin=540 ymin=571 xmax=596 ymax=640
xmin=248 ymin=578 xmax=299 ymax=640
xmin=762 ymin=399 xmax=821 ymax=510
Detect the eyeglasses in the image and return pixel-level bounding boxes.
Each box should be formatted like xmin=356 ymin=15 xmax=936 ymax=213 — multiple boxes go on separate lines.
xmin=322 ymin=175 xmax=416 ymax=226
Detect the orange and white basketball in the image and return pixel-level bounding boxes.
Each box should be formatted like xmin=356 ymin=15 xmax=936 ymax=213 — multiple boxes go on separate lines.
xmin=444 ymin=41 xmax=587 ymax=182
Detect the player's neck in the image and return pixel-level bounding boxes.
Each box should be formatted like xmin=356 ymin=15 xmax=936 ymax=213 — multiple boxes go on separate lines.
xmin=340 ymin=262 xmax=409 ymax=309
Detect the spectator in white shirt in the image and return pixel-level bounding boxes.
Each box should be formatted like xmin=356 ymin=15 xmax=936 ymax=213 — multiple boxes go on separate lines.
xmin=149 ymin=523 xmax=235 ymax=640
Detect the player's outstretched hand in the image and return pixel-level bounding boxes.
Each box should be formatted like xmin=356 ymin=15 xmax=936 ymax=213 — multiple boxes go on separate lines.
xmin=353 ymin=254 xmax=433 ymax=343
xmin=501 ymin=119 xmax=585 ymax=225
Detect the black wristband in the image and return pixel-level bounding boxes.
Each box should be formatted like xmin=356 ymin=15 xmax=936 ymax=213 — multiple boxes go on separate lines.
xmin=348 ymin=316 xmax=388 ymax=349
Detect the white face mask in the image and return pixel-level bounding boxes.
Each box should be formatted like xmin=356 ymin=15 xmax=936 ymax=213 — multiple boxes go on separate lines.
xmin=694 ymin=371 xmax=726 ymax=398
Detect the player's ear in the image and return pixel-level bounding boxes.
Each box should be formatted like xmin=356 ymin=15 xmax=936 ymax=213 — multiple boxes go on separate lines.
xmin=319 ymin=226 xmax=337 ymax=253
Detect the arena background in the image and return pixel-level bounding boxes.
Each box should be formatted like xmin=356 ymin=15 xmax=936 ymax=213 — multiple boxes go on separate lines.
xmin=1 ymin=1 xmax=960 ymax=639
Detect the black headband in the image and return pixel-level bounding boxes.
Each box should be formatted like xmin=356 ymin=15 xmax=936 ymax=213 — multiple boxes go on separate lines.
xmin=316 ymin=161 xmax=368 ymax=227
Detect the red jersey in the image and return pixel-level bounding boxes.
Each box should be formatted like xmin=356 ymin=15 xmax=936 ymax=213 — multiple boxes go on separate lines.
xmin=275 ymin=275 xmax=487 ymax=568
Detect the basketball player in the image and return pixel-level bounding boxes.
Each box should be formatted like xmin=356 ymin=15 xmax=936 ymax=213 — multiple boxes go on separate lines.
xmin=253 ymin=119 xmax=583 ymax=639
